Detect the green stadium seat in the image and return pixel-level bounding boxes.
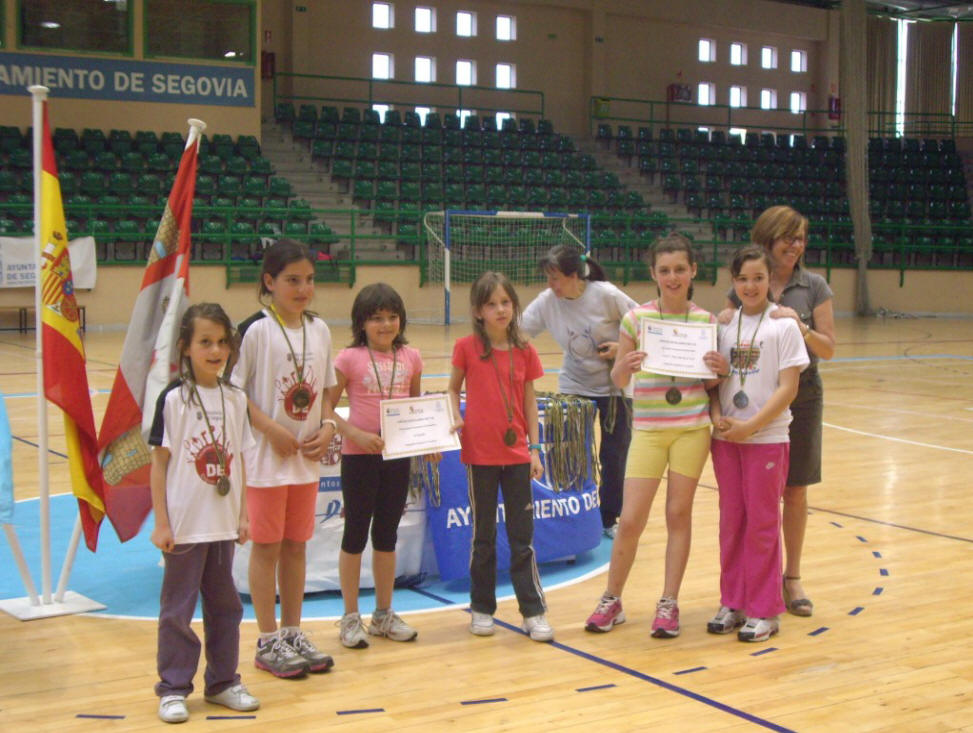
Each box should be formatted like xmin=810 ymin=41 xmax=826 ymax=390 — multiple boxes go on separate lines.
xmin=137 ymin=174 xmax=163 ymax=199
xmin=218 ymin=175 xmax=243 ymax=198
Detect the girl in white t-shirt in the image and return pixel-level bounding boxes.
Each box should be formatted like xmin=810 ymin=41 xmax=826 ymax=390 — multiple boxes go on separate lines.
xmin=231 ymin=240 xmax=339 ymax=678
xmin=329 ymin=283 xmax=424 ymax=649
xmin=706 ymin=246 xmax=809 ymax=643
xmin=149 ymin=303 xmax=258 ymax=724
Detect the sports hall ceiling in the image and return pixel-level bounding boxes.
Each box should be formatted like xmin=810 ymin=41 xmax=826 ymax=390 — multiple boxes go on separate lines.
xmin=770 ymin=0 xmax=973 ymax=20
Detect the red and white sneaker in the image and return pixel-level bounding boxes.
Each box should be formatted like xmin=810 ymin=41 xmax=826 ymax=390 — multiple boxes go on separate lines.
xmin=651 ymin=597 xmax=680 ymax=638
xmin=585 ymin=596 xmax=625 ymax=632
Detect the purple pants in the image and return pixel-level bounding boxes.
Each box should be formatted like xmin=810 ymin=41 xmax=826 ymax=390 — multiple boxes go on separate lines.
xmin=155 ymin=540 xmax=242 ymax=698
xmin=711 ymin=440 xmax=789 ymax=618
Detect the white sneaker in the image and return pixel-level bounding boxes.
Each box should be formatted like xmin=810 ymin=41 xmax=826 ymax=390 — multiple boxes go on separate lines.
xmin=522 ymin=614 xmax=554 ymax=642
xmin=368 ymin=609 xmax=418 ymax=642
xmin=738 ymin=616 xmax=780 ymax=643
xmin=158 ymin=695 xmax=189 ymax=724
xmin=470 ymin=611 xmax=495 ymax=636
xmin=339 ymin=611 xmax=369 ymax=649
xmin=204 ymin=683 xmax=260 ymax=712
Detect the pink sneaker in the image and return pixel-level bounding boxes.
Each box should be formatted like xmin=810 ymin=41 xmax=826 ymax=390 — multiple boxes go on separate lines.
xmin=651 ymin=598 xmax=680 ymax=638
xmin=585 ymin=596 xmax=625 ymax=632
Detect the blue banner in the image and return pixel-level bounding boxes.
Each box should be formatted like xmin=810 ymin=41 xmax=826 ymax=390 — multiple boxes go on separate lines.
xmin=425 ymin=452 xmax=601 ymax=581
xmin=0 ymin=392 xmax=13 ymax=524
xmin=0 ymin=52 xmax=254 ymax=107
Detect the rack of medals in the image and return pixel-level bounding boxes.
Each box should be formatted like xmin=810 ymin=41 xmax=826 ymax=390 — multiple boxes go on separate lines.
xmin=538 ymin=393 xmax=598 ymax=493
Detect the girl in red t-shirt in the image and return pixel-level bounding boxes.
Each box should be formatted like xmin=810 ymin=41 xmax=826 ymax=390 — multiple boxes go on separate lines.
xmin=447 ymin=271 xmax=553 ymax=642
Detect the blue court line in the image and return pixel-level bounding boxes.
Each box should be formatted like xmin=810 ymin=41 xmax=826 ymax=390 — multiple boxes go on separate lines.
xmin=75 ymin=714 xmax=125 ymax=719
xmin=750 ymin=647 xmax=778 ymax=656
xmin=12 ymin=434 xmax=68 ymax=459
xmin=577 ymin=683 xmax=617 ymax=692
xmin=408 ymin=586 xmax=460 ymax=606
xmin=872 ymin=551 xmax=882 ymax=558
xmin=808 ymin=627 xmax=829 ymax=636
xmin=849 ymin=607 xmax=864 ymax=615
xmin=880 ymin=568 xmax=889 ymax=576
xmin=856 ymin=535 xmax=868 ymax=543
xmin=873 ymin=587 xmax=884 ymax=595
xmin=206 ymin=715 xmax=257 ymax=720
xmin=481 ymin=617 xmax=794 ymax=732
xmin=819 ymin=507 xmax=973 ymax=544
xmin=830 ymin=521 xmax=843 ymax=528
xmin=337 ymin=708 xmax=385 ymax=715
xmin=461 ymin=698 xmax=507 ymax=705
xmin=674 ymin=666 xmax=707 ymax=675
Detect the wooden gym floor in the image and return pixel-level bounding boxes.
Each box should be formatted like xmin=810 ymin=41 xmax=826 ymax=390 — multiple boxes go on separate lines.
xmin=0 ymin=315 xmax=971 ymax=731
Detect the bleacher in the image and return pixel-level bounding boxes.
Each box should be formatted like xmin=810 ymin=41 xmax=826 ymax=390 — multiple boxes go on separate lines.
xmin=596 ymin=122 xmax=972 ymax=270
xmin=0 ymin=124 xmax=340 ymax=265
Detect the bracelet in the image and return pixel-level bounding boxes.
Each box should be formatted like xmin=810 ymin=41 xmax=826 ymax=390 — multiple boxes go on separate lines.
xmin=321 ymin=418 xmax=337 ymax=430
xmin=528 ymin=443 xmax=543 ymax=452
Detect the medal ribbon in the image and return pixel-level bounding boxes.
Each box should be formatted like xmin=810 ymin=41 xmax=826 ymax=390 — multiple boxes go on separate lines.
xmin=654 ymin=300 xmax=690 ymax=400
xmin=489 ymin=342 xmax=516 ymax=439
xmin=367 ymin=346 xmax=398 ymax=400
xmin=734 ymin=305 xmax=767 ymax=395
xmin=268 ymin=303 xmax=308 ymax=389
xmin=191 ymin=382 xmax=229 ymax=495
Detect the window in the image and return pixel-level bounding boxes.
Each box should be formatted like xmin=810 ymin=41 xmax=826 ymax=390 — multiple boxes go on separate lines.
xmin=456 ymin=11 xmax=477 ymax=37
xmin=761 ymin=46 xmax=778 ymax=69
xmin=729 ymin=85 xmax=747 ymax=108
xmin=22 ymin=0 xmax=131 ymax=54
xmin=372 ymin=2 xmax=394 ymax=29
xmin=372 ymin=104 xmax=390 ymax=123
xmin=760 ymin=89 xmax=778 ymax=110
xmin=791 ymin=49 xmax=807 ymax=73
xmin=415 ymin=106 xmax=432 ymax=125
xmin=495 ymin=63 xmax=516 ymax=89
xmin=144 ymin=0 xmax=252 ymax=61
xmin=456 ymin=60 xmax=476 ymax=86
xmin=496 ymin=15 xmax=516 ymax=41
xmin=790 ymin=91 xmax=807 ymax=114
xmin=372 ymin=53 xmax=393 ymax=79
xmin=698 ymin=38 xmax=716 ymax=63
xmin=415 ymin=6 xmax=436 ymax=33
xmin=729 ymin=127 xmax=747 ymax=141
xmin=697 ymin=82 xmax=715 ymax=106
xmin=496 ymin=111 xmax=512 ymax=128
xmin=730 ymin=42 xmax=748 ymax=66
xmin=415 ymin=56 xmax=436 ymax=82
xmin=457 ymin=109 xmax=475 ymax=127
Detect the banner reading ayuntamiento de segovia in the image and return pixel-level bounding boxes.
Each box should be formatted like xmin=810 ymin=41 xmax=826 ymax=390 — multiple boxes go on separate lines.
xmin=0 ymin=52 xmax=254 ymax=107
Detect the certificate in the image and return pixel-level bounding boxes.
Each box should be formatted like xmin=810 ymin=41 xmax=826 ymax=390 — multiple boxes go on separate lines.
xmin=380 ymin=393 xmax=460 ymax=460
xmin=640 ymin=318 xmax=718 ymax=379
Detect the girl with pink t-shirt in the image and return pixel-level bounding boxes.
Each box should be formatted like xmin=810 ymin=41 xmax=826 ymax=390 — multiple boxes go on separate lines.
xmin=329 ymin=283 xmax=423 ymax=649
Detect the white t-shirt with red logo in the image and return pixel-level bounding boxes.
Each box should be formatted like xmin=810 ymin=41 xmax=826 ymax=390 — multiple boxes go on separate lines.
xmin=149 ymin=380 xmax=255 ymax=544
xmin=231 ymin=309 xmax=338 ymax=487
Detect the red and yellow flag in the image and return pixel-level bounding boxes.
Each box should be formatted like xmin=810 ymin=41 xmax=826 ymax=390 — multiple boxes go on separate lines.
xmin=39 ymin=102 xmax=105 ymax=551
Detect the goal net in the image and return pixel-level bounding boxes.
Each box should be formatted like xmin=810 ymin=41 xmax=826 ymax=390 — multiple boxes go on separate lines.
xmin=423 ymin=210 xmax=590 ymax=324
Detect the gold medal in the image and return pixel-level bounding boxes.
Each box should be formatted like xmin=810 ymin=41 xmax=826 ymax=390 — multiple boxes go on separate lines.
xmin=216 ymin=475 xmax=231 ymax=496
xmin=504 ymin=428 xmax=517 ymax=446
xmin=665 ymin=386 xmax=682 ymax=405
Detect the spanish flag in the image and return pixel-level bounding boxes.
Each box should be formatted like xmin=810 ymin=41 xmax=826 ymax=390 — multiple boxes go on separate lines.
xmin=39 ymin=102 xmax=106 ymax=551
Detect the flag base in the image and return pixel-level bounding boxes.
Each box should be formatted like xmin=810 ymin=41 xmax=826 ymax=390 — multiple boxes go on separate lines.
xmin=0 ymin=590 xmax=106 ymax=621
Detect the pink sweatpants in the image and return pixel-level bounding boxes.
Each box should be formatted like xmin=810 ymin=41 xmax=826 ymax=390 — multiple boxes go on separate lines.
xmin=711 ymin=439 xmax=789 ymax=618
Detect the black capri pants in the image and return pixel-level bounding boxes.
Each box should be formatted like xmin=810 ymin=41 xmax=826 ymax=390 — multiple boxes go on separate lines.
xmin=340 ymin=453 xmax=411 ymax=554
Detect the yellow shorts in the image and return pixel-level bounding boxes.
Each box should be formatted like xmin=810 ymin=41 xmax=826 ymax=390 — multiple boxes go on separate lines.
xmin=625 ymin=425 xmax=711 ymax=480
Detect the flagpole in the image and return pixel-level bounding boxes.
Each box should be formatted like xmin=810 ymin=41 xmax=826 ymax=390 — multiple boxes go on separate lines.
xmin=29 ymin=84 xmax=51 ymax=605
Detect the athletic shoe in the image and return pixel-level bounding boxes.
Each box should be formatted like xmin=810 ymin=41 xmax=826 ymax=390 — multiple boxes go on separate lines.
xmin=254 ymin=635 xmax=309 ymax=678
xmin=585 ymin=596 xmax=625 ymax=633
xmin=204 ymin=683 xmax=260 ymax=712
xmin=339 ymin=612 xmax=370 ymax=649
xmin=738 ymin=616 xmax=779 ymax=643
xmin=603 ymin=524 xmax=618 ymax=540
xmin=470 ymin=611 xmax=495 ymax=636
xmin=158 ymin=695 xmax=189 ymax=724
xmin=368 ymin=609 xmax=418 ymax=642
xmin=284 ymin=629 xmax=334 ymax=672
xmin=707 ymin=605 xmax=746 ymax=635
xmin=523 ymin=614 xmax=555 ymax=642
xmin=651 ymin=598 xmax=680 ymax=638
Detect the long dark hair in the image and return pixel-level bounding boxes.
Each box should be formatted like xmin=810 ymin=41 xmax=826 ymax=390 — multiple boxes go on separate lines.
xmin=649 ymin=232 xmax=697 ymax=300
xmin=349 ymin=282 xmax=408 ymax=348
xmin=470 ymin=271 xmax=528 ymax=357
xmin=537 ymin=244 xmax=606 ymax=282
xmin=258 ymin=238 xmax=316 ymax=319
xmin=176 ymin=302 xmax=240 ymax=386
